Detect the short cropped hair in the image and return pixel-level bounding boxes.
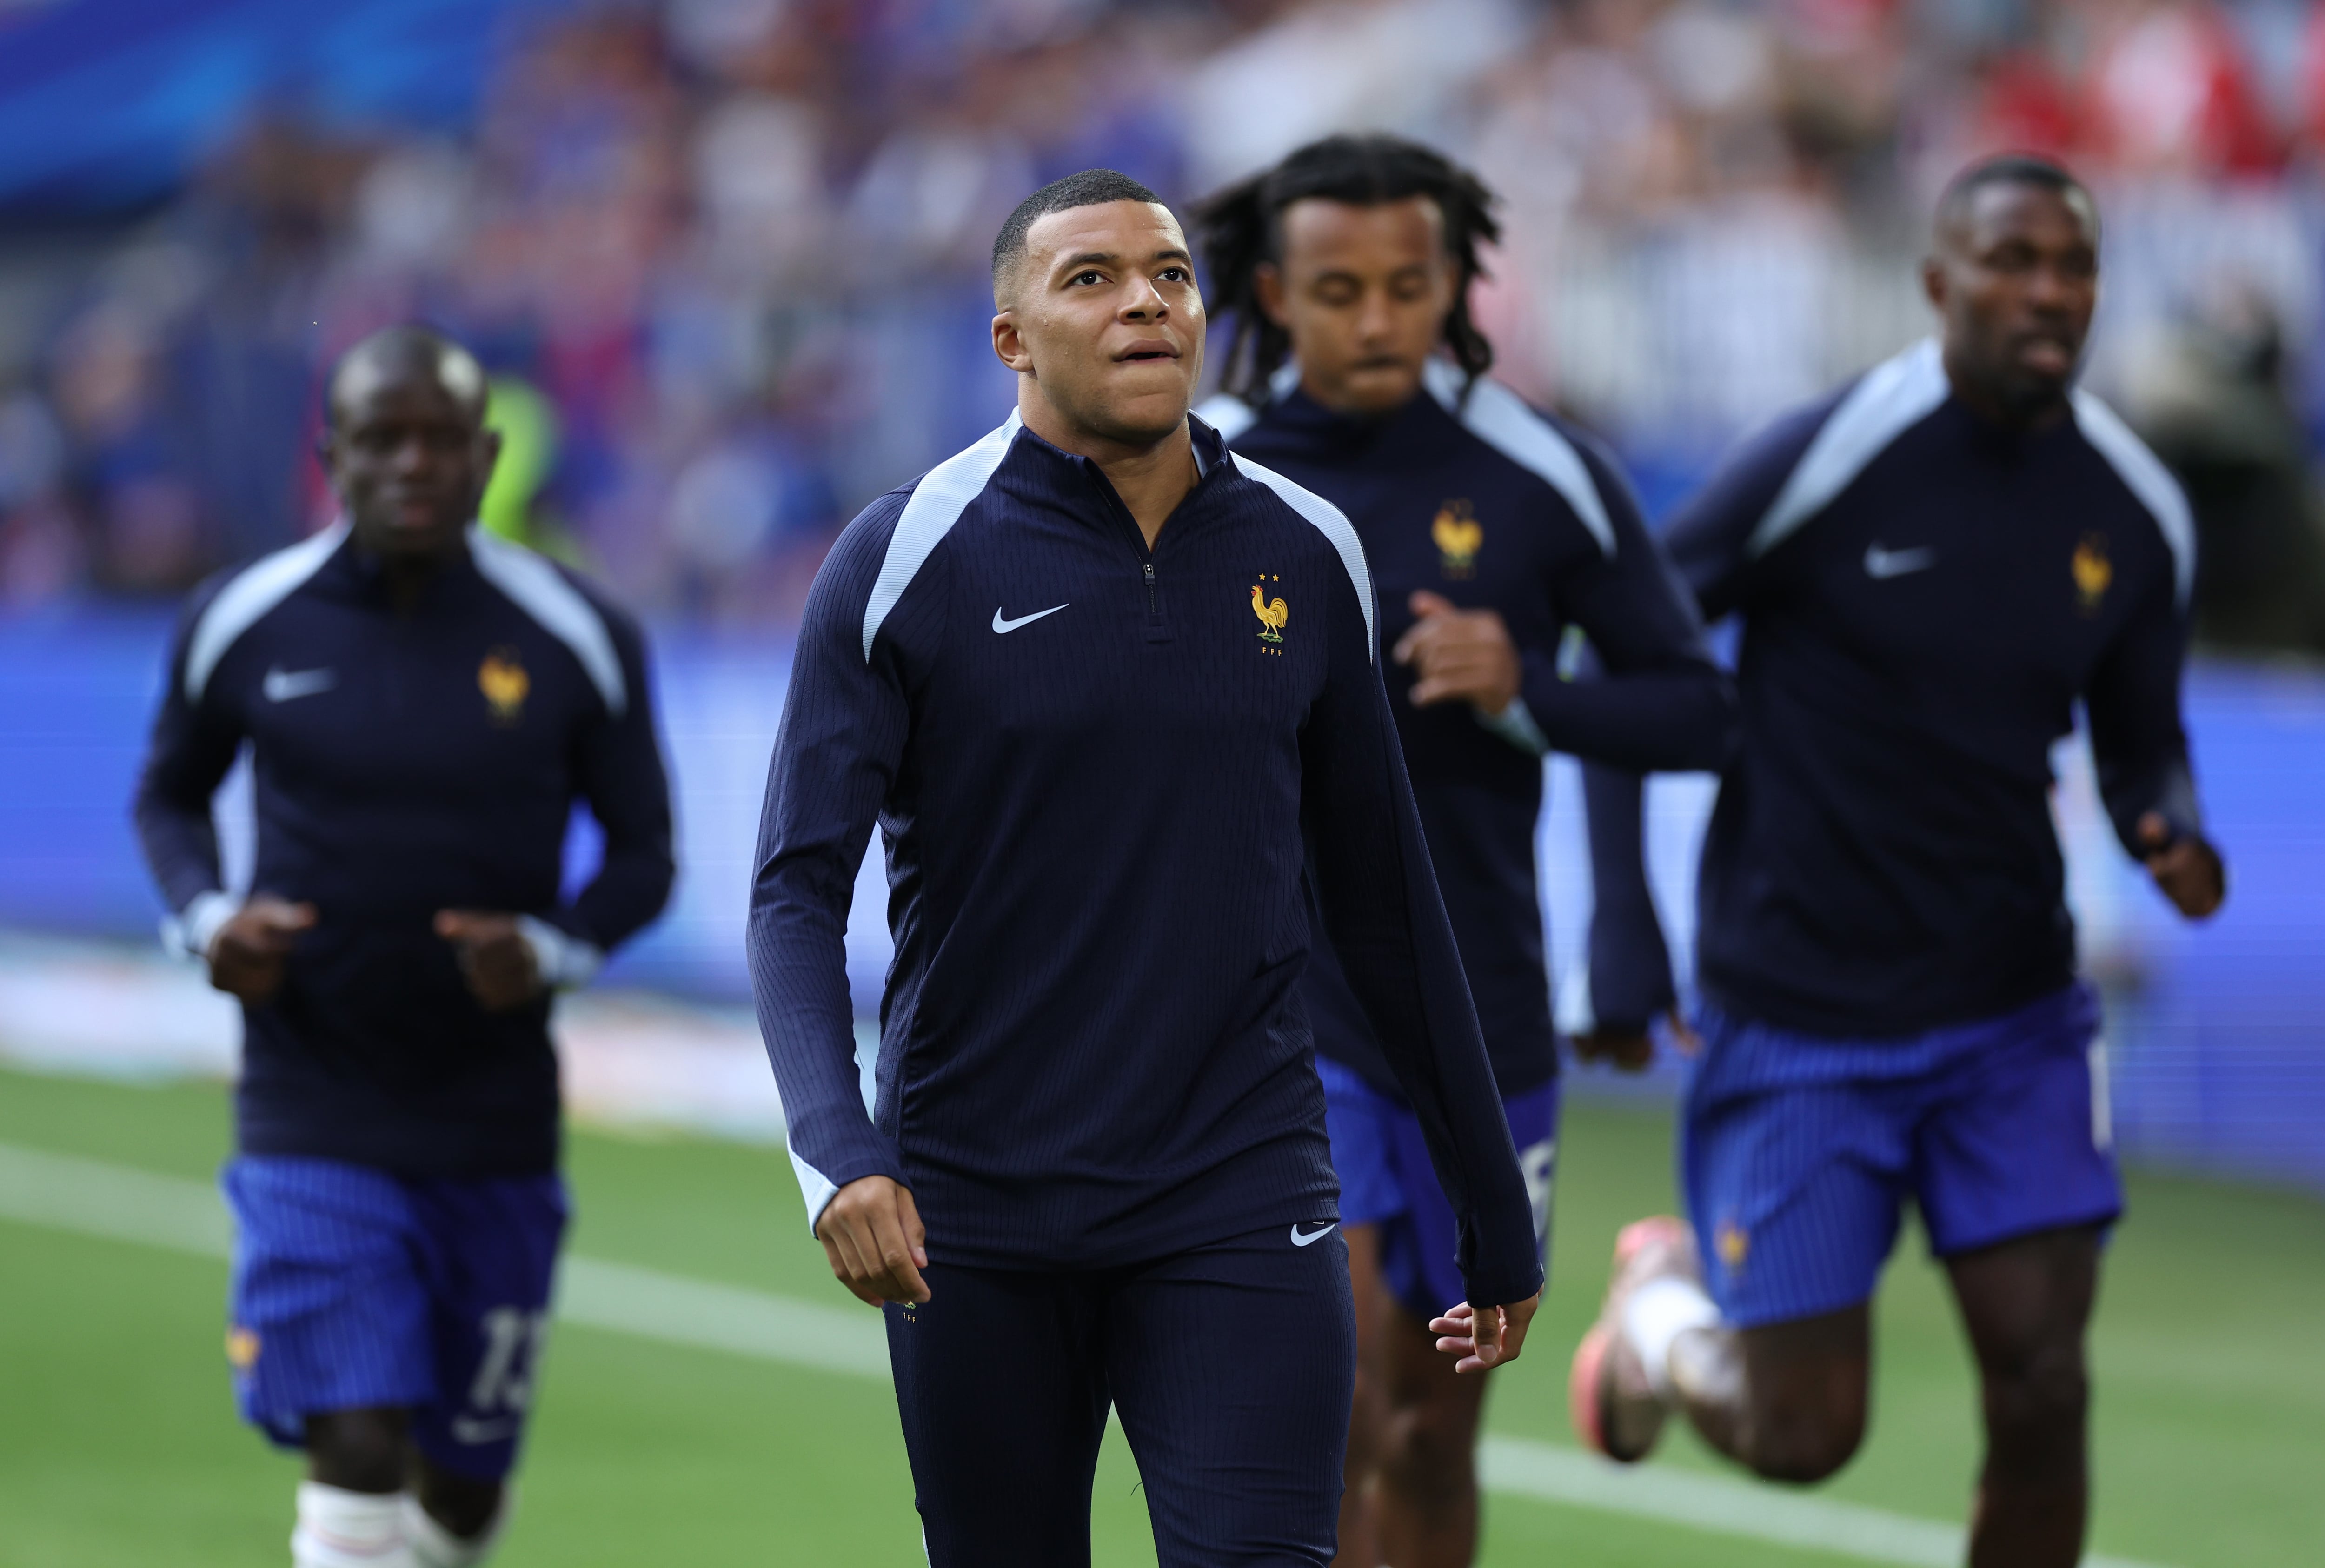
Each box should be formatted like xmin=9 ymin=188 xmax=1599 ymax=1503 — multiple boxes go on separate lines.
xmin=991 ymin=169 xmax=1168 ymax=299
xmin=326 ymin=324 xmax=487 ymax=427
xmin=1935 ymin=154 xmax=2094 ymax=243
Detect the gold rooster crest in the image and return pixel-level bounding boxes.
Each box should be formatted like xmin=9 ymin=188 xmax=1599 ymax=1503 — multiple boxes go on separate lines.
xmin=478 ymin=647 xmax=530 ymax=724
xmin=1249 ymin=577 xmax=1288 ymax=644
xmin=2072 ymin=534 xmax=2112 ymax=614
xmin=1432 ymin=500 xmax=1482 ymax=579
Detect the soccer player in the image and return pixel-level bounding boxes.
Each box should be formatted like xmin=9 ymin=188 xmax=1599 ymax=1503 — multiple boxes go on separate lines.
xmin=748 ymin=168 xmax=1543 ymax=1567
xmin=1191 ymin=134 xmax=1734 ymax=1568
xmin=1568 ymin=156 xmax=2227 ymax=1568
xmin=133 ymin=326 xmax=674 ymax=1568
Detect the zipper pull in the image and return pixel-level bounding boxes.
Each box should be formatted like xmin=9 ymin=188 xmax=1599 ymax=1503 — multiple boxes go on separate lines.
xmin=1142 ymin=563 xmax=1156 ymax=585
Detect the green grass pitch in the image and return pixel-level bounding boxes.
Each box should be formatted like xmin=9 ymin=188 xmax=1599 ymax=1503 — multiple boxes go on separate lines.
xmin=1 ymin=1063 xmax=2319 ymax=1566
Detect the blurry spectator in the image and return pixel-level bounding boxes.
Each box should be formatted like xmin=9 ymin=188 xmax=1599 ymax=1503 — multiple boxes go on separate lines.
xmin=2123 ymin=296 xmax=2325 ymax=656
xmin=5 ymin=0 xmax=2325 ymax=627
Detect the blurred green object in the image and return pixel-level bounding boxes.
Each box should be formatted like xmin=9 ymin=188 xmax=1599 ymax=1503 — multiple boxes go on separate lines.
xmin=480 ymin=376 xmax=588 ymax=568
xmin=0 ymin=1065 xmax=2318 ymax=1566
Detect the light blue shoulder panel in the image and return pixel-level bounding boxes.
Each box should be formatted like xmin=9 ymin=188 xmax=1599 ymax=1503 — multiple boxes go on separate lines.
xmin=183 ymin=520 xmax=351 ymax=702
xmin=1746 ymin=338 xmax=1950 ymax=560
xmin=862 ymin=412 xmax=1022 ymax=661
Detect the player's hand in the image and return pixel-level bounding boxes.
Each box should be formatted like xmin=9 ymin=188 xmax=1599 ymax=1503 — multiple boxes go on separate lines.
xmin=1394 ymin=591 xmax=1521 ymax=713
xmin=1430 ymin=1291 xmax=1540 ymax=1374
xmin=2137 ymin=813 xmax=2225 ymax=920
xmin=1571 ymin=1008 xmax=1699 ymax=1071
xmin=434 ymin=910 xmax=544 ymax=1012
xmin=816 ymin=1176 xmax=931 ymax=1308
xmin=206 ymin=895 xmax=317 ymax=1003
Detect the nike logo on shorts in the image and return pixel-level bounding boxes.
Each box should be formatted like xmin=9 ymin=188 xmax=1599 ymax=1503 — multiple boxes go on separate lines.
xmin=263 ymin=666 xmax=337 ymax=702
xmin=1863 ymin=543 xmax=1937 ymax=579
xmin=992 ymin=604 xmax=1069 ymax=633
xmin=450 ymin=1415 xmax=518 ymax=1444
xmin=1290 ymin=1222 xmax=1338 ymax=1247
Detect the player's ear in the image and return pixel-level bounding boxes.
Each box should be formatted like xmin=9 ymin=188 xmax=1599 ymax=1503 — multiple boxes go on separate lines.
xmin=477 ymin=425 xmax=505 ymax=485
xmin=1920 ymin=256 xmax=1947 ymax=314
xmin=1253 ymin=263 xmax=1289 ymax=328
xmin=992 ymin=311 xmax=1035 ymax=376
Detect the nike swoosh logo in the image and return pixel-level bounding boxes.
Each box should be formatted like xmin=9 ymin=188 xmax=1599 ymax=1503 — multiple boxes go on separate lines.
xmin=1290 ymin=1222 xmax=1339 ymax=1247
xmin=1863 ymin=544 xmax=1937 ymax=579
xmin=449 ymin=1416 xmax=518 ymax=1444
xmin=262 ymin=667 xmax=337 ymax=702
xmin=992 ymin=603 xmax=1069 ymax=634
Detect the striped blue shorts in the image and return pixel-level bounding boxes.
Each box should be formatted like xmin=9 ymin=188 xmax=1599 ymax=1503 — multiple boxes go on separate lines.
xmin=1318 ymin=1056 xmax=1560 ymax=1321
xmin=1684 ymin=982 xmax=2121 ymax=1328
xmin=220 ymin=1155 xmax=566 ymax=1479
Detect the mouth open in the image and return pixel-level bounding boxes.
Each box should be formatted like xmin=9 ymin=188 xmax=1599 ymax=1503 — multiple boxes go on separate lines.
xmin=1116 ymin=339 xmax=1179 ymax=364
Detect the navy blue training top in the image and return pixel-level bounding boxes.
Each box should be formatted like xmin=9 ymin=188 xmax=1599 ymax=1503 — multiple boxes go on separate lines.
xmin=747 ymin=412 xmax=1543 ymax=1309
xmin=1204 ymin=364 xmax=1733 ymax=1095
xmin=134 ymin=524 xmax=675 ymax=1176
xmin=1584 ymin=339 xmax=2203 ymax=1039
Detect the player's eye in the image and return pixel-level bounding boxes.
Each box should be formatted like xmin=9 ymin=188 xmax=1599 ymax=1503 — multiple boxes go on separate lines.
xmin=1157 ymin=266 xmax=1189 ymax=283
xmin=1072 ymin=270 xmax=1104 ymax=286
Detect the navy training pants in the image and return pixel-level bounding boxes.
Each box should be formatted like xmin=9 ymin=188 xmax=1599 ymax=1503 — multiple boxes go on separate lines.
xmin=884 ymin=1224 xmax=1356 ymax=1566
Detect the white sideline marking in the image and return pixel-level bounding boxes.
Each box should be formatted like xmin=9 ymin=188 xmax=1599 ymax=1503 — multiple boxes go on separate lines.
xmin=0 ymin=1141 xmax=2173 ymax=1568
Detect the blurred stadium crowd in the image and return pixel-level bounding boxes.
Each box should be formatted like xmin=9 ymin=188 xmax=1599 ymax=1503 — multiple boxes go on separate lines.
xmin=4 ymin=0 xmax=2325 ymax=646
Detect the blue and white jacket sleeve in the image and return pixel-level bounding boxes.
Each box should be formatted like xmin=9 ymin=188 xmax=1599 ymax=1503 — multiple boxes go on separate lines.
xmin=1517 ymin=433 xmax=1735 ymax=772
xmin=747 ymin=495 xmax=914 ymax=1233
xmin=1302 ymin=547 xmax=1544 ymax=1310
xmin=132 ymin=579 xmax=246 ymax=959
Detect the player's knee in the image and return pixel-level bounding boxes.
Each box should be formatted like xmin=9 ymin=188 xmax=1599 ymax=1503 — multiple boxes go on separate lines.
xmin=1380 ymin=1400 xmax=1478 ymax=1498
xmin=1743 ymin=1395 xmax=1865 ymax=1483
xmin=305 ymin=1408 xmax=407 ymax=1493
xmin=414 ymin=1464 xmax=507 ymax=1541
xmin=1983 ymin=1341 xmax=2088 ymax=1451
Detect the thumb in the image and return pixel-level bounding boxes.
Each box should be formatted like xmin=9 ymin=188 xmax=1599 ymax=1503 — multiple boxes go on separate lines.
xmin=897 ymin=1185 xmax=930 ymax=1268
xmin=435 ymin=910 xmax=480 ymax=940
xmin=1475 ymin=1303 xmax=1505 ymax=1359
xmin=1408 ymin=590 xmax=1457 ymax=619
xmin=2136 ymin=811 xmax=2171 ymax=852
xmin=265 ymin=901 xmax=319 ymax=931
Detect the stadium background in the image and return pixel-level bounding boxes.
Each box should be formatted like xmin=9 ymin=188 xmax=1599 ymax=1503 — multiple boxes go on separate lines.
xmin=0 ymin=0 xmax=2319 ymax=1564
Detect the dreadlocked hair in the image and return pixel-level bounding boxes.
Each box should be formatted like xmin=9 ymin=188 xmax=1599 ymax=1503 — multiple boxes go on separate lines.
xmin=1192 ymin=133 xmax=1501 ymax=404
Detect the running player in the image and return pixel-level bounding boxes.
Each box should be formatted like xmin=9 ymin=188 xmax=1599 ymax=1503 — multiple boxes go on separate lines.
xmin=749 ymin=169 xmax=1543 ymax=1568
xmin=1569 ymin=156 xmax=2226 ymax=1568
xmin=134 ymin=326 xmax=674 ymax=1568
xmin=1192 ymin=134 xmax=1734 ymax=1568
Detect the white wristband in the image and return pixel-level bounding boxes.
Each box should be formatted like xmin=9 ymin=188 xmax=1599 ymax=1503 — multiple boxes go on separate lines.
xmin=1474 ymin=695 xmax=1550 ymax=757
xmin=164 ymin=891 xmax=241 ymax=963
xmin=515 ymin=914 xmax=604 ymax=990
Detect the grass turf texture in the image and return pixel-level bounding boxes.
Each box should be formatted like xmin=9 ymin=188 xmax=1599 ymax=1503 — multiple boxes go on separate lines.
xmin=1 ymin=1063 xmax=2318 ymax=1566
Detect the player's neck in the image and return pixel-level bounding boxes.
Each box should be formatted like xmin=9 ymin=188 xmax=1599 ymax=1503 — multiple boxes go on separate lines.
xmin=1020 ymin=394 xmax=1197 ymax=550
xmin=352 ymin=532 xmax=462 ymax=613
xmin=1941 ymin=351 xmax=2073 ymax=435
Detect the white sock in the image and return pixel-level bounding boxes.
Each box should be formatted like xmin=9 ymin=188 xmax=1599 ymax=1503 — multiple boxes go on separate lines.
xmin=1622 ymin=1276 xmax=1721 ymax=1401
xmin=401 ymin=1490 xmax=512 ymax=1568
xmin=292 ymin=1483 xmax=414 ymax=1568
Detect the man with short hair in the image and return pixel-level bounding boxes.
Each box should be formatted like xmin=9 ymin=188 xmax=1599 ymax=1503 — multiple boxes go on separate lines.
xmin=1570 ymin=157 xmax=2225 ymax=1568
xmin=749 ymin=168 xmax=1542 ymax=1566
xmin=134 ymin=326 xmax=673 ymax=1568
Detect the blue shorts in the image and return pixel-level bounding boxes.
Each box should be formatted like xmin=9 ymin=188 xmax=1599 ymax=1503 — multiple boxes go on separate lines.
xmin=1317 ymin=1056 xmax=1560 ymax=1321
xmin=221 ymin=1155 xmax=567 ymax=1480
xmin=1684 ymin=982 xmax=2120 ymax=1328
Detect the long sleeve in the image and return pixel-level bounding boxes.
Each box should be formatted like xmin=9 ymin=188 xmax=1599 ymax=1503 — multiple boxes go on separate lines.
xmin=1302 ymin=556 xmax=1543 ymax=1309
xmin=747 ymin=497 xmax=914 ymax=1234
xmin=1576 ymin=404 xmax=1821 ymax=1033
xmin=132 ymin=590 xmax=245 ymax=956
xmin=1507 ymin=437 xmax=1737 ymax=772
xmin=2086 ymin=565 xmax=2202 ymax=854
xmin=558 ymin=606 xmax=676 ymax=954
